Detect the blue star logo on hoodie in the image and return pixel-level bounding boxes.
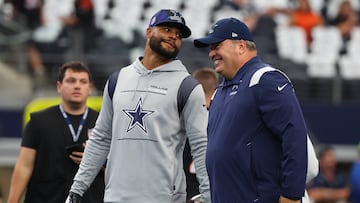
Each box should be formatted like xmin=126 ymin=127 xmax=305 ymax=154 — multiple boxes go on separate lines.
xmin=123 ymin=98 xmax=154 ymax=133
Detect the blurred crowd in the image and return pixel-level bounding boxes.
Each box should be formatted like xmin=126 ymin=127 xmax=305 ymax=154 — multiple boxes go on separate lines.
xmin=0 ymin=0 xmax=359 ymax=99
xmin=306 ymin=143 xmax=360 ymax=203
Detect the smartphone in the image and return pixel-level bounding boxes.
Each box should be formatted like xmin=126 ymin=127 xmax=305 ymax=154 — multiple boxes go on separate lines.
xmin=65 ymin=143 xmax=84 ymax=155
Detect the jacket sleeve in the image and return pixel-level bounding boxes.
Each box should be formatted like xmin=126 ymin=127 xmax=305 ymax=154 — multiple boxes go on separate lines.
xmin=182 ymin=84 xmax=211 ymax=203
xmin=254 ymin=71 xmax=308 ymax=199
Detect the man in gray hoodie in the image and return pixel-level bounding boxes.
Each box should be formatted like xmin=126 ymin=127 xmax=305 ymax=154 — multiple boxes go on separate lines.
xmin=66 ymin=9 xmax=211 ymax=203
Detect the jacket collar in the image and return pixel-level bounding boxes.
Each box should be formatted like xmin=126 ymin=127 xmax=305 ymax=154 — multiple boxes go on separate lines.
xmin=220 ymin=55 xmax=262 ymax=87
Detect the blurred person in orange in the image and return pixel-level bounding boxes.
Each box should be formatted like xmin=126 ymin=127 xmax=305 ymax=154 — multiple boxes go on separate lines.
xmin=289 ymin=0 xmax=324 ymax=47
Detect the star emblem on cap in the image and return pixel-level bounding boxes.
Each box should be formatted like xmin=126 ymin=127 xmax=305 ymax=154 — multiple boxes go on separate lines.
xmin=168 ymin=9 xmax=182 ymax=23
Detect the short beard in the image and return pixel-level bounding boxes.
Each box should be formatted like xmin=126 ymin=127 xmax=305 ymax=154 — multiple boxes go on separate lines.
xmin=149 ymin=36 xmax=179 ymax=60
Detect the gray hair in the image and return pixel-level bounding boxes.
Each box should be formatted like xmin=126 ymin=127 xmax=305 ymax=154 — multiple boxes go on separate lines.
xmin=245 ymin=40 xmax=256 ymax=51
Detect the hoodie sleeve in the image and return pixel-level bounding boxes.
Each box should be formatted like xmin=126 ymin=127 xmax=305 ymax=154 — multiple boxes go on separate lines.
xmin=70 ymin=81 xmax=113 ymax=196
xmin=182 ymin=84 xmax=211 ymax=203
xmin=253 ymin=71 xmax=308 ymax=200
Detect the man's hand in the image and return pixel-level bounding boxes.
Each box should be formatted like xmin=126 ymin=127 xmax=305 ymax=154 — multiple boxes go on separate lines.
xmin=69 ymin=151 xmax=83 ymax=164
xmin=65 ymin=192 xmax=82 ymax=203
xmin=69 ymin=143 xmax=86 ymax=164
xmin=187 ymin=194 xmax=203 ymax=203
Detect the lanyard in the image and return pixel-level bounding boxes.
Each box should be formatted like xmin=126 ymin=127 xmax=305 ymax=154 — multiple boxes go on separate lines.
xmin=59 ymin=105 xmax=88 ymax=142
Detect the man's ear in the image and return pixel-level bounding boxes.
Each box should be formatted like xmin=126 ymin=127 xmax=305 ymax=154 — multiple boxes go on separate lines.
xmin=238 ymin=40 xmax=246 ymax=55
xmin=146 ymin=27 xmax=152 ymax=38
xmin=56 ymin=81 xmax=62 ymax=94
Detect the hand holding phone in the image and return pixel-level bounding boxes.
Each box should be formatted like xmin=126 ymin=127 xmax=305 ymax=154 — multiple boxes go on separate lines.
xmin=66 ymin=143 xmax=84 ymax=164
xmin=65 ymin=143 xmax=84 ymax=154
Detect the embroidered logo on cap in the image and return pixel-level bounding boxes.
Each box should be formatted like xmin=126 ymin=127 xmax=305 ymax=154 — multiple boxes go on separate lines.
xmin=150 ymin=17 xmax=157 ymax=26
xmin=168 ymin=10 xmax=183 ymax=23
xmin=208 ymin=23 xmax=218 ymax=34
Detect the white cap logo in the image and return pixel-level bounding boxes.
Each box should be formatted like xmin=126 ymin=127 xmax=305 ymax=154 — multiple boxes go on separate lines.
xmin=231 ymin=32 xmax=238 ymax=38
xmin=169 ymin=10 xmax=182 ymax=23
xmin=209 ymin=23 xmax=218 ymax=34
xmin=150 ymin=16 xmax=157 ymax=26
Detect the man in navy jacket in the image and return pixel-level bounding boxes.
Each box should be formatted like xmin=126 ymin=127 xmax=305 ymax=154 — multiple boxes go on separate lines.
xmin=194 ymin=17 xmax=308 ymax=203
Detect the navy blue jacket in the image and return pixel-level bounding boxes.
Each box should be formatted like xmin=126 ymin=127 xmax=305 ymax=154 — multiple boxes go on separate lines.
xmin=206 ymin=56 xmax=308 ymax=202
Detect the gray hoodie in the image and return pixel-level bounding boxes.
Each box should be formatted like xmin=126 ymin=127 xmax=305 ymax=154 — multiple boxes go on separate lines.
xmin=70 ymin=58 xmax=211 ymax=203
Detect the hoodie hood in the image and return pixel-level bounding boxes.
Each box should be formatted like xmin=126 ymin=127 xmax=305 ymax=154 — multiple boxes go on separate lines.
xmin=133 ymin=57 xmax=189 ymax=75
xmin=129 ymin=57 xmax=189 ymax=102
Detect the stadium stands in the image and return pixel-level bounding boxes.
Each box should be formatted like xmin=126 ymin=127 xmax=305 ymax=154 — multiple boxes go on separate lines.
xmin=0 ymin=0 xmax=359 ymax=138
xmin=0 ymin=0 xmax=358 ymax=103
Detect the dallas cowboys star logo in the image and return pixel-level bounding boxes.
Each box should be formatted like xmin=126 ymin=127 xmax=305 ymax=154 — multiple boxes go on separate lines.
xmin=123 ymin=98 xmax=154 ymax=133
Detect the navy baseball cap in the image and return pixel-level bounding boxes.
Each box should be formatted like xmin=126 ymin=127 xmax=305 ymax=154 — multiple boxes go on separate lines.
xmin=194 ymin=17 xmax=253 ymax=48
xmin=149 ymin=9 xmax=191 ymax=38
